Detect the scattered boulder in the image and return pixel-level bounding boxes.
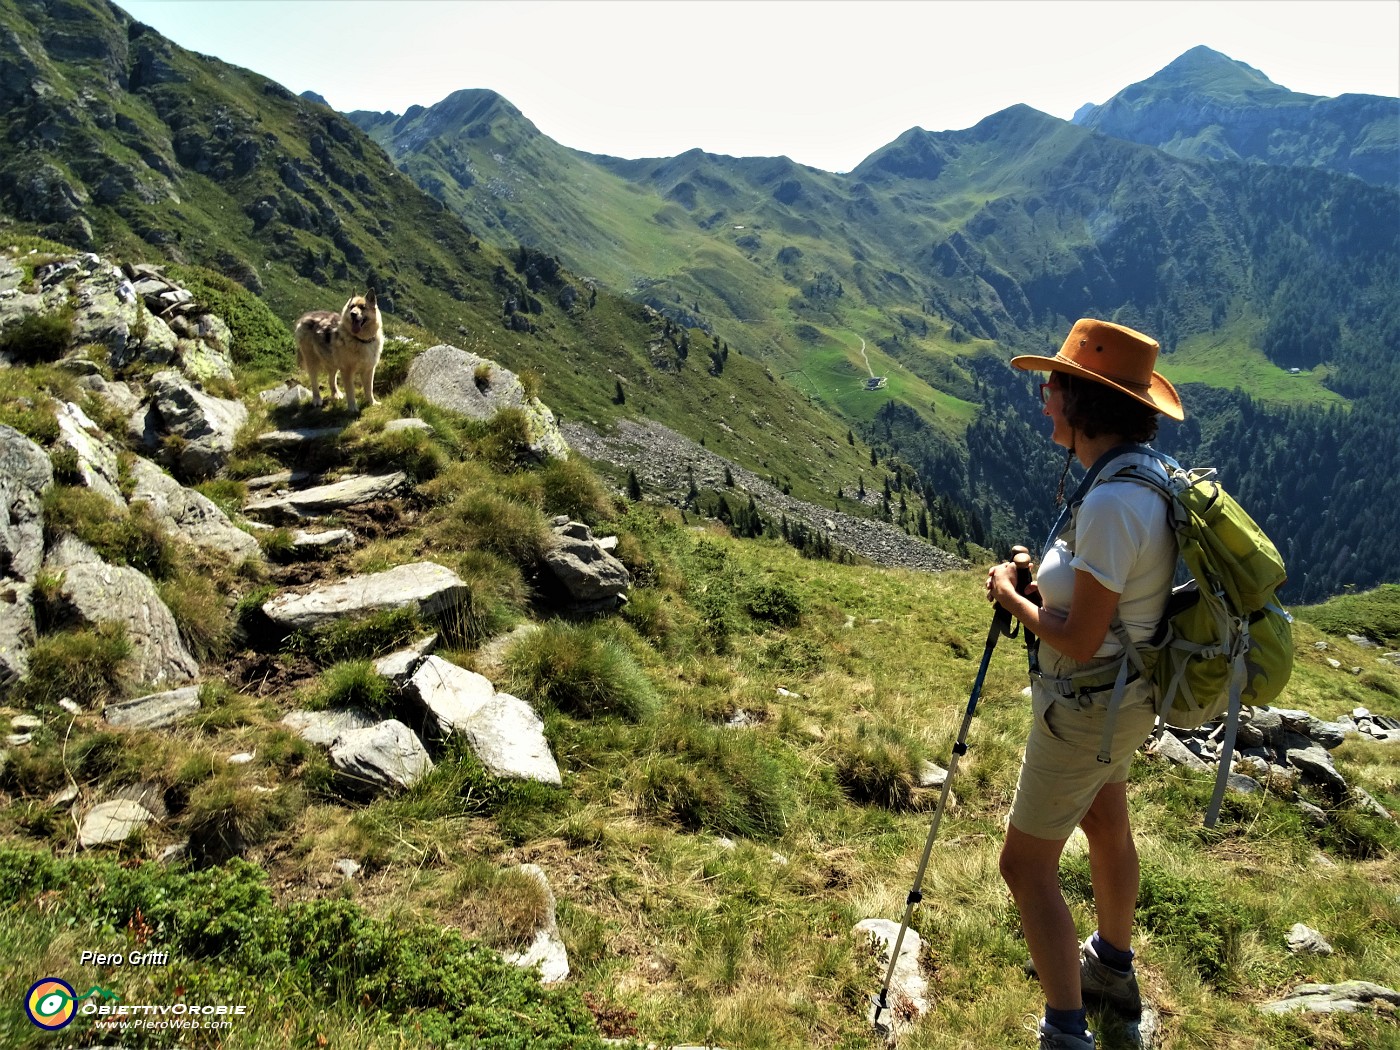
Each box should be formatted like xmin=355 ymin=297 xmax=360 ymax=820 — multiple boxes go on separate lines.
xmin=1258 ymin=981 xmax=1400 ymax=1016
xmin=53 ymin=400 xmax=123 ymax=506
xmin=0 ymin=581 xmax=35 ymax=695
xmin=460 ymin=693 xmax=562 ymax=786
xmin=855 ymin=917 xmax=928 ymax=1038
xmin=260 ymin=560 xmax=468 ymax=632
xmin=501 ymin=864 xmax=570 ymax=984
xmin=243 ymin=472 xmax=408 ymax=524
xmin=327 ymin=719 xmax=433 ymax=797
xmin=1286 ymin=923 xmax=1333 ymax=955
xmin=404 ymin=656 xmax=562 ymax=785
xmin=403 ymin=344 xmax=569 ymax=460
xmin=405 ymin=656 xmax=494 ymax=736
xmin=281 ymin=707 xmax=379 ymax=748
xmin=78 ymin=798 xmax=158 ymax=848
xmin=541 ymin=517 xmax=630 ymax=608
xmin=104 ymin=685 xmax=202 ymax=730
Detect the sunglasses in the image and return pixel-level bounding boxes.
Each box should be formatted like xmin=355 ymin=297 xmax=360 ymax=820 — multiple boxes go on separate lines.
xmin=1039 ymin=381 xmax=1051 ymax=404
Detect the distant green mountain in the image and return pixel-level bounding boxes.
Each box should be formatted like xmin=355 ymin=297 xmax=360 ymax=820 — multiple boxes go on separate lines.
xmin=1072 ymin=45 xmax=1400 ymax=188
xmin=348 ymin=57 xmax=1400 ymax=603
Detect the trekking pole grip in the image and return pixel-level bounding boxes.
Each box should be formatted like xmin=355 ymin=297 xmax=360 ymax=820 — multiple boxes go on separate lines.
xmin=995 ymin=550 xmax=1034 ymax=637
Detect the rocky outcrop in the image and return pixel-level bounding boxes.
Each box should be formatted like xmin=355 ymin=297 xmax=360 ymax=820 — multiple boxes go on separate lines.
xmin=130 ymin=370 xmax=247 ymax=481
xmin=0 ymin=424 xmax=54 ymax=583
xmin=1153 ymin=704 xmax=1396 ymax=820
xmin=125 ymin=457 xmax=261 ymax=562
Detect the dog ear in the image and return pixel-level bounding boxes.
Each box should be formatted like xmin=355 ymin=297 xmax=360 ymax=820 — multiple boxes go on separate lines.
xmin=365 ymin=288 xmax=377 ymax=308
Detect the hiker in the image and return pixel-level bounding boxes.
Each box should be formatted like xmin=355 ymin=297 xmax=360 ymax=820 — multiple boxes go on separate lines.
xmin=985 ymin=318 xmax=1185 ymax=1050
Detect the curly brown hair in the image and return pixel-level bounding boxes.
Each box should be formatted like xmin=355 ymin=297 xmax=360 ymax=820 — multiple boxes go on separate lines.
xmin=1052 ymin=371 xmax=1160 ymax=443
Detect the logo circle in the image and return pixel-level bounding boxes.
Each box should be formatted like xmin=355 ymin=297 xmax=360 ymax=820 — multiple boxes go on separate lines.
xmin=25 ymin=978 xmax=77 ymax=1030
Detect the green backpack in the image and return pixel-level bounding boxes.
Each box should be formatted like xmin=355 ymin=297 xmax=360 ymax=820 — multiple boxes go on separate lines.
xmin=1086 ymin=448 xmax=1295 ymax=826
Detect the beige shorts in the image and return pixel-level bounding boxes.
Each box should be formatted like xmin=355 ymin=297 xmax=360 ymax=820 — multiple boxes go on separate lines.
xmin=1008 ymin=657 xmax=1159 ymax=841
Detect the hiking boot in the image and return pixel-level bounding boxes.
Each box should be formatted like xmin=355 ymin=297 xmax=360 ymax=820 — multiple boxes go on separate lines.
xmin=1080 ymin=937 xmax=1142 ymax=1018
xmin=1038 ymin=1020 xmax=1095 ymax=1049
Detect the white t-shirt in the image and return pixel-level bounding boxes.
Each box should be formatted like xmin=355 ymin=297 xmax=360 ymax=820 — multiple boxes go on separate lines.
xmin=1036 ymin=477 xmax=1176 ymax=659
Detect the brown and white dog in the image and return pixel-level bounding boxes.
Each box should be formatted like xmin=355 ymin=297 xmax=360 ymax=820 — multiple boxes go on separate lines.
xmin=293 ymin=288 xmax=382 ymax=413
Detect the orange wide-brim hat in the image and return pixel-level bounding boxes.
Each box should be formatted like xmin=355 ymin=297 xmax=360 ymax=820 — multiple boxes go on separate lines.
xmin=1010 ymin=318 xmax=1183 ymax=420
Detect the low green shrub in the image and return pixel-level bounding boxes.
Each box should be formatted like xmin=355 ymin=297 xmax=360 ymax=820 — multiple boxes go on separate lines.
xmin=0 ymin=847 xmax=614 ymax=1047
xmin=742 ymin=578 xmax=804 ymax=627
xmin=1062 ymin=856 xmax=1243 ymax=986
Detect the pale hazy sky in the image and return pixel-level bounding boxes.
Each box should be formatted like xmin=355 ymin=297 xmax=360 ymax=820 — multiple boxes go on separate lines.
xmin=114 ymin=0 xmax=1400 ymax=173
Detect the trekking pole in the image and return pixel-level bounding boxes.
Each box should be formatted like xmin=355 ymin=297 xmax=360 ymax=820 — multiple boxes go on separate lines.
xmin=871 ymin=550 xmax=1033 ymax=1030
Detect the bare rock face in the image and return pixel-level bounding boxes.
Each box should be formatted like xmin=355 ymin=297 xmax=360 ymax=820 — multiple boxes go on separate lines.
xmin=403 ymin=344 xmax=569 ymax=460
xmin=0 ymin=424 xmax=54 ymax=583
xmin=243 ymin=472 xmax=408 ymax=524
xmin=0 ymin=581 xmax=35 ymax=694
xmin=43 ymin=535 xmax=198 ymax=688
xmin=104 ymin=685 xmax=202 ymax=730
xmin=125 ymin=456 xmax=261 ymax=562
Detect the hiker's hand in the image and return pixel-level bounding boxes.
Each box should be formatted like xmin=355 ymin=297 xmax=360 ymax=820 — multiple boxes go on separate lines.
xmin=986 ymin=561 xmax=1021 ymax=609
xmin=987 ymin=556 xmax=1038 ymax=610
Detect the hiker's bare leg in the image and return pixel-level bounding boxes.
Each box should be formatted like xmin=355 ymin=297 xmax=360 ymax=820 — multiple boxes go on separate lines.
xmin=1001 ymin=825 xmax=1081 ymax=1009
xmin=1079 ymin=780 xmax=1138 ymax=952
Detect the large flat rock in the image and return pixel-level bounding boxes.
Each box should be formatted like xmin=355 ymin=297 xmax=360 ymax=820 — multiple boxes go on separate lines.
xmin=261 ymin=561 xmax=468 ymax=631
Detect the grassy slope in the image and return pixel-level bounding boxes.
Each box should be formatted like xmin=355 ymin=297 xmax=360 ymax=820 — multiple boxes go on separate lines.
xmin=2 ymin=463 xmax=1397 ymax=1049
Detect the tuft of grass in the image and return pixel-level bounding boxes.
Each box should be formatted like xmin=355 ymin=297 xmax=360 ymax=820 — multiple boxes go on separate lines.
xmin=42 ymin=487 xmax=177 ymax=579
xmin=286 ymin=606 xmax=425 ymax=666
xmin=306 ymin=661 xmax=396 ymax=716
xmin=184 ymin=777 xmax=307 ymax=866
xmin=633 ymin=719 xmax=790 ymax=839
xmin=832 ymin=724 xmax=924 ymax=810
xmin=504 ymin=621 xmax=659 ymax=721
xmin=17 ymin=623 xmax=132 ymax=709
xmin=0 ymin=309 xmax=74 ymax=364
